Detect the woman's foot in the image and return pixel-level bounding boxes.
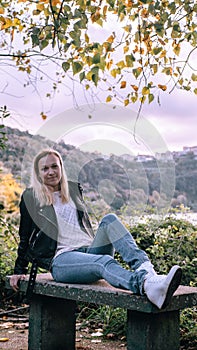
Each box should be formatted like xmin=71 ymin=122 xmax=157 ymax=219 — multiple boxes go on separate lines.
xmin=144 ymin=265 xmax=182 ymax=309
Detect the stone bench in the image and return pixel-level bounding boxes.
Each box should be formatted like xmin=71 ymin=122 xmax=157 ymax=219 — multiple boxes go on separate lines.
xmin=6 ymin=273 xmax=197 ymax=350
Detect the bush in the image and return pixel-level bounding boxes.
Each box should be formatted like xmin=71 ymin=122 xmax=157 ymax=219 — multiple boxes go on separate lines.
xmin=0 ymin=212 xmax=19 ymax=295
xmin=128 ymin=216 xmax=197 ymax=286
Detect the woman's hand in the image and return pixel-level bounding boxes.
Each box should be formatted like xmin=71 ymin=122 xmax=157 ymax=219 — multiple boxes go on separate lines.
xmin=10 ymin=274 xmax=26 ymax=292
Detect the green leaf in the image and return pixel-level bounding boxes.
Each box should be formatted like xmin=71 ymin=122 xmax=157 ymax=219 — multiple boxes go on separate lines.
xmin=91 ymin=66 xmax=99 ymax=86
xmin=79 ymin=71 xmax=85 ymax=82
xmin=31 ymin=34 xmax=39 ymax=47
xmin=72 ymin=61 xmax=83 ymax=75
xmin=191 ymin=74 xmax=197 ymax=82
xmin=132 ymin=67 xmax=142 ymax=79
xmin=125 ymin=54 xmax=135 ymax=67
xmin=62 ymin=62 xmax=70 ymax=72
xmin=92 ymin=53 xmax=100 ymax=64
xmin=155 ymin=22 xmax=164 ymax=37
xmin=152 ymin=47 xmax=162 ymax=55
xmin=39 ymin=39 xmax=48 ymax=51
xmin=148 ymin=93 xmax=154 ymax=103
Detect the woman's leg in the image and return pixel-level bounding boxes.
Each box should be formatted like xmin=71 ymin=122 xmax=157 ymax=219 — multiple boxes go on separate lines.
xmin=86 ymin=213 xmax=182 ymax=309
xmin=52 ymin=214 xmax=182 ymax=309
xmin=51 ymin=250 xmax=147 ymax=294
xmin=88 ymin=213 xmax=152 ymax=271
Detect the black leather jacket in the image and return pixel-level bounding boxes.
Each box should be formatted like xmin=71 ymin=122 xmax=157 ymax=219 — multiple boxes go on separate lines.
xmin=14 ymin=181 xmax=94 ymax=275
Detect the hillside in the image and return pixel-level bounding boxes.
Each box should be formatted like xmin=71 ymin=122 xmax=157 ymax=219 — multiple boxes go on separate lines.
xmin=1 ymin=126 xmax=197 ymax=212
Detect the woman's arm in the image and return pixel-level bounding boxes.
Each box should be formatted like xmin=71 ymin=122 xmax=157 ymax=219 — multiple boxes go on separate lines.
xmin=13 ymin=191 xmax=34 ymax=276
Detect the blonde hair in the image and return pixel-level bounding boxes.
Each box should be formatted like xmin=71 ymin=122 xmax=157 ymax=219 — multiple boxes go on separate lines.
xmin=31 ymin=149 xmax=69 ymax=206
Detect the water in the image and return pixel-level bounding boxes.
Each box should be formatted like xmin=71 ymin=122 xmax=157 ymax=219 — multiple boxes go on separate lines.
xmin=125 ymin=212 xmax=197 ymax=226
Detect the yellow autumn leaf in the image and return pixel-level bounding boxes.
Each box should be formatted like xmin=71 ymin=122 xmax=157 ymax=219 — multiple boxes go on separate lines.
xmin=124 ymin=99 xmax=129 ymax=106
xmin=123 ymin=45 xmax=129 ymax=53
xmin=103 ymin=5 xmax=108 ymax=17
xmin=123 ymin=25 xmax=132 ymax=33
xmin=41 ymin=112 xmax=47 ymax=120
xmin=0 ymin=7 xmax=4 ymax=14
xmin=116 ymin=60 xmax=125 ymax=69
xmin=110 ymin=69 xmax=118 ymax=78
xmin=51 ymin=0 xmax=61 ymax=6
xmin=178 ymin=78 xmax=184 ymax=85
xmin=91 ymin=9 xmax=100 ymax=23
xmin=142 ymin=87 xmax=150 ymax=95
xmin=85 ymin=33 xmax=89 ymax=43
xmin=158 ymin=84 xmax=167 ymax=91
xmin=120 ymin=81 xmax=127 ymax=89
xmin=106 ymin=59 xmax=113 ymax=70
xmin=106 ymin=95 xmax=112 ymax=102
xmin=173 ymin=44 xmax=181 ymax=56
xmin=119 ymin=12 xmax=125 ymax=22
xmin=106 ymin=34 xmax=114 ymax=43
xmin=86 ymin=71 xmax=92 ymax=81
xmin=140 ymin=95 xmax=146 ymax=103
xmin=160 ymin=50 xmax=167 ymax=58
xmin=151 ymin=64 xmax=158 ymax=74
xmin=1 ymin=17 xmax=12 ymax=29
xmin=141 ymin=8 xmax=148 ymax=18
xmin=37 ymin=3 xmax=45 ymax=11
xmin=191 ymin=73 xmax=197 ymax=81
xmin=0 ymin=338 xmax=9 ymax=342
xmin=12 ymin=18 xmax=21 ymax=27
xmin=131 ymin=95 xmax=138 ymax=103
xmin=127 ymin=0 xmax=133 ymax=7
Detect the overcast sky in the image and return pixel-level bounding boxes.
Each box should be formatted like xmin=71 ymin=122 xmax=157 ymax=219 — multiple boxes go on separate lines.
xmin=2 ymin=72 xmax=197 ymax=157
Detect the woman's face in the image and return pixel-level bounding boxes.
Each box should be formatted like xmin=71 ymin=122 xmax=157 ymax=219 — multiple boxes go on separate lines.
xmin=38 ymin=153 xmax=62 ymax=192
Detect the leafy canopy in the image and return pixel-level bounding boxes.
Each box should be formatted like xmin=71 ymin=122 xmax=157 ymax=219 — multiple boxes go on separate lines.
xmin=0 ymin=0 xmax=197 ymax=108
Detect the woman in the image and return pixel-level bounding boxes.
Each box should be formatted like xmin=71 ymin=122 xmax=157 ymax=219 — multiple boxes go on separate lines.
xmin=10 ymin=149 xmax=182 ymax=309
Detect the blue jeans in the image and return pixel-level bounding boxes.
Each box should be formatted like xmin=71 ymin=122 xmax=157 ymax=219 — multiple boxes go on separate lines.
xmin=51 ymin=214 xmax=150 ymax=294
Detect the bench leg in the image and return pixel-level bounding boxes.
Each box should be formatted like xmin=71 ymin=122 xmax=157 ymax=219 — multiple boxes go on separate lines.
xmin=28 ymin=295 xmax=76 ymax=350
xmin=127 ymin=309 xmax=180 ymax=350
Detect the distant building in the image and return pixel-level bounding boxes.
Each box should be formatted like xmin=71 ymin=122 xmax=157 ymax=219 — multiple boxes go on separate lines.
xmin=183 ymin=146 xmax=197 ymax=156
xmin=155 ymin=151 xmax=173 ymax=161
xmin=135 ymin=154 xmax=155 ymax=162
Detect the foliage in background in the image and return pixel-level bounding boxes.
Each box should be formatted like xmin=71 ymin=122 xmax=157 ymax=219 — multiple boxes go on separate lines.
xmin=0 ymin=106 xmax=9 ymax=149
xmin=0 ymin=171 xmax=23 ymax=212
xmin=0 ymin=213 xmax=19 ymax=290
xmin=0 ymin=0 xmax=196 ymax=113
xmin=126 ymin=215 xmax=197 ymax=286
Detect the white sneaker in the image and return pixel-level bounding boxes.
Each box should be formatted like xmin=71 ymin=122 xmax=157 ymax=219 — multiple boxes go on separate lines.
xmin=144 ymin=265 xmax=182 ymax=309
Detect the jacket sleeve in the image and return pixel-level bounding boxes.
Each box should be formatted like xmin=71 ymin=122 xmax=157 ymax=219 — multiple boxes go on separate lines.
xmin=14 ymin=191 xmax=34 ymax=274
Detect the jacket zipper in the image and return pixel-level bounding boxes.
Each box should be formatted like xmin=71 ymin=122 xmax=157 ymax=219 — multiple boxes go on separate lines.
xmin=39 ymin=209 xmax=58 ymax=228
xmin=29 ymin=228 xmax=36 ymax=244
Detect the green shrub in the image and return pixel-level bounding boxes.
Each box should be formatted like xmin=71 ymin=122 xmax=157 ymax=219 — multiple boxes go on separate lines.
xmin=127 ymin=216 xmax=197 ymax=286
xmin=180 ymin=307 xmax=197 ymax=350
xmin=0 ymin=212 xmax=19 ymax=294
